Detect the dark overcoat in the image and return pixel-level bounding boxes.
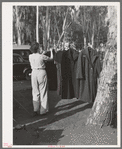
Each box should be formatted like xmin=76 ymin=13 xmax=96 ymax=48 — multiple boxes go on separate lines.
xmin=76 ymin=47 xmax=102 ymax=103
xmin=61 ymin=48 xmax=79 ymax=99
xmin=44 ymin=51 xmax=57 ymax=90
xmin=54 ymin=50 xmax=64 ymax=95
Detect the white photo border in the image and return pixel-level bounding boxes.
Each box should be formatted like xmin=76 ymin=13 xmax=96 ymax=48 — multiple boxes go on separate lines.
xmin=2 ymin=2 xmax=120 ymax=148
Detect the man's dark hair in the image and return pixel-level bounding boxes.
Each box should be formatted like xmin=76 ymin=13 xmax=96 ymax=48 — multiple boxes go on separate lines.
xmin=30 ymin=42 xmax=39 ymax=53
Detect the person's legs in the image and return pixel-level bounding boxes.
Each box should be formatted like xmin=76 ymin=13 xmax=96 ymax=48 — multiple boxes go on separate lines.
xmin=37 ymin=70 xmax=49 ymax=115
xmin=31 ymin=70 xmax=40 ymax=112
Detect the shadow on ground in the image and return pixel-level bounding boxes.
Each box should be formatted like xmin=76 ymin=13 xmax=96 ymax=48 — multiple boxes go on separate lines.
xmin=13 ymin=89 xmax=92 ymax=145
xmin=13 ymin=90 xmax=61 ymax=126
xmin=13 ymin=127 xmax=64 ymax=145
xmin=48 ymin=100 xmax=93 ymax=125
xmin=13 ymin=89 xmax=92 ymax=127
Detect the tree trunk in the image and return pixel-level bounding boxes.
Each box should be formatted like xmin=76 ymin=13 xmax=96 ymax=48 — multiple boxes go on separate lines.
xmin=62 ymin=8 xmax=68 ymax=46
xmin=39 ymin=9 xmax=47 ymax=51
xmin=55 ymin=22 xmax=71 ymax=51
xmin=84 ymin=36 xmax=86 ymax=48
xmin=21 ymin=32 xmax=25 ymax=45
xmin=15 ymin=6 xmax=21 ymax=45
xmin=46 ymin=6 xmax=49 ymax=50
xmin=41 ymin=6 xmax=50 ymax=51
xmin=86 ymin=6 xmax=117 ymax=128
xmin=43 ymin=23 xmax=47 ymax=51
xmin=46 ymin=7 xmax=50 ymax=49
xmin=13 ymin=34 xmax=16 ymax=44
xmin=97 ymin=14 xmax=101 ymax=47
xmin=36 ymin=6 xmax=39 ymax=43
xmin=91 ymin=21 xmax=95 ymax=48
xmin=54 ymin=14 xmax=60 ymax=39
xmin=53 ymin=22 xmax=56 ymax=49
xmin=42 ymin=15 xmax=47 ymax=51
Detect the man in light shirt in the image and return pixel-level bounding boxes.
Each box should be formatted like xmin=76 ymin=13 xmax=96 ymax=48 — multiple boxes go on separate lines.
xmin=29 ymin=42 xmax=54 ymax=116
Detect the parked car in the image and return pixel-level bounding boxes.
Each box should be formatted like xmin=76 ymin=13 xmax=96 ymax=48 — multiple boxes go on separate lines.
xmin=13 ymin=45 xmax=31 ymax=61
xmin=13 ymin=53 xmax=32 ymax=80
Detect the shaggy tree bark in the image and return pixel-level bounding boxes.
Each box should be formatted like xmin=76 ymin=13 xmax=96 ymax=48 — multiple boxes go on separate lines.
xmin=86 ymin=6 xmax=117 ymax=128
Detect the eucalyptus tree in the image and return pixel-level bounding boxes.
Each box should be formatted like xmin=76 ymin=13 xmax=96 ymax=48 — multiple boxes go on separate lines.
xmin=39 ymin=6 xmax=71 ymax=50
xmin=86 ymin=6 xmax=117 ymax=128
xmin=13 ymin=6 xmax=36 ymax=45
xmin=89 ymin=6 xmax=108 ymax=48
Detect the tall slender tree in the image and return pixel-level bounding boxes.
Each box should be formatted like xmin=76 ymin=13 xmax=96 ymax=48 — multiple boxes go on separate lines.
xmin=15 ymin=6 xmax=21 ymax=45
xmin=86 ymin=6 xmax=117 ymax=127
xmin=36 ymin=6 xmax=39 ymax=43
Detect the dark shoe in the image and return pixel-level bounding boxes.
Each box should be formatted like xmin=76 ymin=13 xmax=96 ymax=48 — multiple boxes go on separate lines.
xmin=32 ymin=111 xmax=38 ymax=117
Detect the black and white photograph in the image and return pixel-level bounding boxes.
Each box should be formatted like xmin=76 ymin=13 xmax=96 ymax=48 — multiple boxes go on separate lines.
xmin=2 ymin=2 xmax=120 ymax=147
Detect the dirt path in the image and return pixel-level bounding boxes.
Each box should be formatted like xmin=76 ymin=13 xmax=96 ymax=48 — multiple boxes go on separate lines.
xmin=13 ymin=81 xmax=117 ymax=146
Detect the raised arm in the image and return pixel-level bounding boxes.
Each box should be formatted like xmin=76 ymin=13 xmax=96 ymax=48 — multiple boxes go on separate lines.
xmin=42 ymin=48 xmax=54 ymax=61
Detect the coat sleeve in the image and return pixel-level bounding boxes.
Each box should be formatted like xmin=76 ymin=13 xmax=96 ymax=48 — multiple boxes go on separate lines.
xmin=76 ymin=52 xmax=84 ymax=79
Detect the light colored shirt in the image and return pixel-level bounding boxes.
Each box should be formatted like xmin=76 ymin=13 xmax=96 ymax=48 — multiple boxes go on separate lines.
xmin=29 ymin=53 xmax=49 ymax=69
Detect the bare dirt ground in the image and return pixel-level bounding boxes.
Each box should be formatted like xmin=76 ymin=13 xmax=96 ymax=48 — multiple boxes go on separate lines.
xmin=13 ymin=80 xmax=117 ymax=146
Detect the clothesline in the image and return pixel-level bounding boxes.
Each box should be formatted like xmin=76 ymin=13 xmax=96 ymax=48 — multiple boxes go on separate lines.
xmin=49 ymin=46 xmax=97 ymax=53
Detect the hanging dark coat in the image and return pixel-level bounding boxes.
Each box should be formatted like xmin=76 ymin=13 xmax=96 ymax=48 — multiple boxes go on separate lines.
xmin=44 ymin=51 xmax=57 ymax=90
xmin=54 ymin=50 xmax=64 ymax=95
xmin=76 ymin=47 xmax=102 ymax=103
xmin=61 ymin=48 xmax=79 ymax=99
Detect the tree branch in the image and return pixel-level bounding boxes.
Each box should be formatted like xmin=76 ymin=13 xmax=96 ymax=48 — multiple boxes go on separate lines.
xmin=55 ymin=22 xmax=72 ymax=52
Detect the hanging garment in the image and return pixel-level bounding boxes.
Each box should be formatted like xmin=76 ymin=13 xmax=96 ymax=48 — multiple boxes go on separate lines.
xmin=67 ymin=48 xmax=79 ymax=97
xmin=61 ymin=48 xmax=79 ymax=99
xmin=76 ymin=47 xmax=102 ymax=103
xmin=44 ymin=51 xmax=57 ymax=90
xmin=54 ymin=50 xmax=64 ymax=96
xmin=45 ymin=61 xmax=57 ymax=91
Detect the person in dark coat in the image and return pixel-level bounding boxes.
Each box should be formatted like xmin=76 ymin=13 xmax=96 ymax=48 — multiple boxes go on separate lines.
xmin=76 ymin=47 xmax=102 ymax=103
xmin=61 ymin=47 xmax=79 ymax=99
